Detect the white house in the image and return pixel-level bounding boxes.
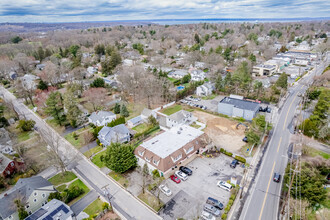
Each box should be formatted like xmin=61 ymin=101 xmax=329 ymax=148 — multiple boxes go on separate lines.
xmin=190 ymin=69 xmax=206 ymax=81
xmin=166 ymin=110 xmax=196 ymax=128
xmin=196 ymin=83 xmax=215 ymax=96
xmin=88 ymin=111 xmax=116 ymax=126
xmin=127 ymin=115 xmax=143 ymax=128
xmin=168 ymin=70 xmax=189 ymax=79
xmin=141 ymin=108 xmax=157 ymax=122
xmin=98 ymin=124 xmax=131 ymax=146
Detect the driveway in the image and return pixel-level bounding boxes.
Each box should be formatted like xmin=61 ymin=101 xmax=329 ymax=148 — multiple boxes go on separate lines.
xmin=158 ymin=155 xmax=244 ymax=219
xmin=70 ymin=190 xmax=99 ymax=215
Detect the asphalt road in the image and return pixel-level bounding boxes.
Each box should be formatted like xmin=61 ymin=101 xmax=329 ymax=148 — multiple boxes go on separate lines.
xmin=240 ymin=53 xmax=329 ymax=220
xmin=0 ymin=87 xmax=161 ymax=220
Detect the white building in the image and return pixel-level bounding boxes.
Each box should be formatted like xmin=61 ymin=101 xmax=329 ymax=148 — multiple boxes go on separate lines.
xmin=88 ymin=111 xmax=116 ymax=126
xmin=196 ymin=83 xmax=215 ymax=96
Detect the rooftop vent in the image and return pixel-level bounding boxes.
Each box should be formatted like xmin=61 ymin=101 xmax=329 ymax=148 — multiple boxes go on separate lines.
xmin=177 ymin=131 xmax=181 ymax=134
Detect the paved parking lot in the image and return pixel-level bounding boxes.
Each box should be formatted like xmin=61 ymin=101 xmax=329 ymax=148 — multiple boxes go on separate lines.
xmin=181 ymin=95 xmax=225 ymax=113
xmin=158 ymin=155 xmax=244 ymax=219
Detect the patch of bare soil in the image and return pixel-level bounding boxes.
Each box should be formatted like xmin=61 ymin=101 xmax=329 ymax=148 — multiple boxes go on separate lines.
xmin=99 ymin=211 xmax=121 ymax=220
xmin=193 ymin=111 xmax=246 ymax=153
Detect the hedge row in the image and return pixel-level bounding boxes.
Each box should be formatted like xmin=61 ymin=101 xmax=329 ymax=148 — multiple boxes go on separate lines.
xmin=220 ymin=148 xmax=246 ymax=164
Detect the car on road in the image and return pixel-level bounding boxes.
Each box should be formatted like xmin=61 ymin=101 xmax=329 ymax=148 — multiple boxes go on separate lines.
xmin=217 ymin=180 xmax=232 ymax=191
xmin=203 ymin=204 xmax=221 ymax=217
xmin=242 ymin=136 xmax=248 ymax=143
xmin=170 ymin=175 xmax=181 ymax=184
xmin=201 ymin=211 xmax=216 ymax=220
xmin=159 ymin=184 xmax=172 ymax=196
xmin=230 ymin=159 xmax=239 ymax=169
xmin=206 ymin=197 xmax=224 ymax=210
xmin=202 ymin=106 xmax=207 ymax=110
xmin=179 ymin=166 xmax=193 ymax=176
xmin=175 ymin=170 xmax=188 ymax=181
xmin=273 ymin=173 xmax=281 ymax=182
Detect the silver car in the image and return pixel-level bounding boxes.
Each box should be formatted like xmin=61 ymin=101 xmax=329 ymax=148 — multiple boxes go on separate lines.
xmin=203 ymin=204 xmax=221 ymax=217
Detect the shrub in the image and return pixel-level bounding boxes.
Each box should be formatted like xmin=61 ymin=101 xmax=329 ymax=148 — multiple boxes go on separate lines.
xmin=48 ymin=192 xmax=62 ymax=201
xmin=220 ymin=148 xmax=225 ymax=153
xmin=72 ymin=132 xmax=78 ymax=140
xmin=227 ymin=199 xmax=234 ymax=207
xmin=221 ymin=213 xmax=227 ymax=219
xmin=224 ymin=206 xmax=230 ymax=214
xmin=234 ymin=155 xmax=246 ymax=163
xmin=224 ymin=151 xmax=233 ymax=157
xmin=107 ymin=117 xmax=125 ymax=127
xmin=102 ymin=202 xmax=110 ymax=210
xmin=152 ymin=169 xmax=160 ymax=179
xmin=96 ymin=139 xmax=101 ymax=146
xmin=63 ymin=186 xmax=84 ymax=203
xmin=16 ymin=119 xmax=36 ymax=132
xmin=93 ymin=126 xmax=104 ymax=138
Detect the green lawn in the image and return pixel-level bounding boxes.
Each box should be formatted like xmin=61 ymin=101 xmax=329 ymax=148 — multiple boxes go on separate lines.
xmin=48 ymin=171 xmax=77 ymax=186
xmin=132 ymin=123 xmax=148 ymax=133
xmin=64 ymin=127 xmax=92 ymax=149
xmin=17 ymin=131 xmax=34 ymax=142
xmin=67 ymin=179 xmax=90 ymax=206
xmin=109 ymin=171 xmax=129 ymax=188
xmin=92 ymin=150 xmax=107 ymax=168
xmin=46 ymin=119 xmax=65 ymax=134
xmin=56 ymin=184 xmax=67 ymax=192
xmin=138 ymin=192 xmax=163 ymax=212
xmin=83 ymin=146 xmax=103 ymax=158
xmin=190 ymin=122 xmax=201 ymax=129
xmin=167 ymin=77 xmax=177 ymax=82
xmin=307 ymin=147 xmax=330 ymax=159
xmin=84 ymin=199 xmax=105 ymax=216
xmin=160 ymin=105 xmax=182 ymax=115
xmin=202 ymin=94 xmax=217 ymax=100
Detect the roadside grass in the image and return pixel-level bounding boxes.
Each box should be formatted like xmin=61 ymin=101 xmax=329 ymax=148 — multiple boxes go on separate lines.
xmin=46 ymin=119 xmax=65 ymax=134
xmin=17 ymin=131 xmax=35 ymax=142
xmin=160 ymin=104 xmax=182 ymax=115
xmin=84 ymin=198 xmax=104 ymax=216
xmin=167 ymin=77 xmax=177 ymax=82
xmin=83 ymin=146 xmax=103 ymax=158
xmin=92 ymin=150 xmax=107 ymax=168
xmin=132 ymin=123 xmax=148 ymax=133
xmin=109 ymin=171 xmax=129 ymax=188
xmin=67 ymin=179 xmax=90 ymax=206
xmin=48 ymin=171 xmax=77 ymax=186
xmin=190 ymin=122 xmax=201 ymax=129
xmin=305 ymin=146 xmax=330 ymax=159
xmin=202 ymin=94 xmax=217 ymax=100
xmin=64 ymin=127 xmax=92 ymax=149
xmin=138 ymin=192 xmax=163 ymax=212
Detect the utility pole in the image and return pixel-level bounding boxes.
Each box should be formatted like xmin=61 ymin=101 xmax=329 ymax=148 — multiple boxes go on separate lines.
xmin=101 ymin=184 xmax=113 ymax=209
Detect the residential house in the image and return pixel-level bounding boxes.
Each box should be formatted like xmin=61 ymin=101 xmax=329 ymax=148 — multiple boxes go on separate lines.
xmin=196 ymin=83 xmax=215 ymax=96
xmin=218 ymin=97 xmax=260 ymax=120
xmin=0 ymin=176 xmax=56 ymax=220
xmin=21 ymin=74 xmax=40 ymax=90
xmin=141 ymin=108 xmax=157 ymax=122
xmin=88 ymin=111 xmax=116 ymax=126
xmin=127 ymin=116 xmax=143 ymax=128
xmin=167 ymin=70 xmax=189 ymax=79
xmin=252 ymin=64 xmax=276 ymax=77
xmin=190 ymin=69 xmax=206 ymax=81
xmin=0 ymin=128 xmax=15 ymax=155
xmin=98 ymin=124 xmax=130 ymax=146
xmin=166 ymin=110 xmax=196 ymax=128
xmin=123 ymin=59 xmax=134 ymax=67
xmin=36 ymin=64 xmax=46 ymax=71
xmin=25 ymin=199 xmax=73 ymax=220
xmin=195 ymin=62 xmax=206 ymax=69
xmin=86 ymin=66 xmax=97 ymax=78
xmin=135 ymin=125 xmax=207 ymax=177
xmin=0 ymin=153 xmax=24 ymax=177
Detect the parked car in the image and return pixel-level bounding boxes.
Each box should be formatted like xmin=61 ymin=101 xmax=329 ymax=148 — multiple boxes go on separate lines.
xmin=266 ymin=106 xmax=271 ymax=113
xmin=206 ymin=197 xmax=224 ymax=210
xmin=259 ymin=107 xmax=266 ymax=112
xmin=242 ymin=136 xmax=248 ymax=143
xmin=217 ymin=180 xmax=232 ymax=191
xmin=202 ymin=106 xmax=207 ymax=110
xmin=170 ymin=175 xmax=181 ymax=184
xmin=175 ymin=170 xmax=188 ymax=181
xmin=201 ymin=211 xmax=216 ymax=220
xmin=179 ymin=166 xmax=193 ymax=176
xmin=273 ymin=173 xmax=281 ymax=182
xmin=159 ymin=184 xmax=172 ymax=196
xmin=203 ymin=204 xmax=221 ymax=217
xmin=230 ymin=159 xmax=239 ymax=169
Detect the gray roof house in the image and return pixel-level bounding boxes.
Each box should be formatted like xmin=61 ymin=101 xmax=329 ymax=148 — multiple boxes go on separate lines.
xmin=196 ymin=83 xmax=215 ymax=96
xmin=127 ymin=116 xmax=143 ymax=128
xmin=218 ymin=97 xmax=260 ymax=121
xmin=25 ymin=199 xmax=73 ymax=220
xmin=98 ymin=124 xmax=131 ymax=146
xmin=140 ymin=108 xmax=157 ymax=121
xmin=0 ymin=176 xmax=56 ymax=220
xmin=88 ymin=111 xmax=116 ymax=126
xmin=166 ymin=110 xmax=196 ymax=128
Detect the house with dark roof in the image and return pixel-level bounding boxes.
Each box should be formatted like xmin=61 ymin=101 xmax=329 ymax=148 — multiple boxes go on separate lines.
xmin=218 ymin=97 xmax=260 ymax=120
xmin=98 ymin=124 xmax=131 ymax=146
xmin=0 ymin=176 xmax=56 ymax=220
xmin=88 ymin=111 xmax=116 ymax=126
xmin=25 ymin=199 xmax=73 ymax=220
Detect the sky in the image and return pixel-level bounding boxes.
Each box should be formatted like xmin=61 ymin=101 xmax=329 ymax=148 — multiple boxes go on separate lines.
xmin=0 ymin=0 xmax=329 ymax=23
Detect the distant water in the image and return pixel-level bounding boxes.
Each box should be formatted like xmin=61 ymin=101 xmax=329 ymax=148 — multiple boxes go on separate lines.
xmin=149 ymin=18 xmax=330 ymax=25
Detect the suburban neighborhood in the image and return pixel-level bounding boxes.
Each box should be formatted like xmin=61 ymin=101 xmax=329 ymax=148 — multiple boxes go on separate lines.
xmin=0 ymin=12 xmax=329 ymax=220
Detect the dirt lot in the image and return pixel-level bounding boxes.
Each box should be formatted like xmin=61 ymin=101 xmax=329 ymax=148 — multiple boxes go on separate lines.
xmin=193 ymin=110 xmax=246 ymax=153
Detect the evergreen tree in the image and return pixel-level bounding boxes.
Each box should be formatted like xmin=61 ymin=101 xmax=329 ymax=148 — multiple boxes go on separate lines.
xmin=120 ymin=104 xmax=129 ymax=117
xmin=64 ymin=91 xmax=82 ymax=127
xmin=102 ymin=143 xmax=137 ymax=173
xmin=37 ymin=80 xmax=48 ymax=90
xmin=90 ymin=78 xmax=105 ymax=88
xmin=109 ymin=49 xmax=122 ymax=69
xmin=276 ymin=72 xmax=288 ymax=89
xmin=45 ymin=91 xmax=66 ymax=126
xmin=114 ymin=103 xmax=121 ymax=114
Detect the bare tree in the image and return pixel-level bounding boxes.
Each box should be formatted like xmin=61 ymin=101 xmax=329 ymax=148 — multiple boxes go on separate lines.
xmin=0 ymin=56 xmax=15 ymax=79
xmin=83 ymin=87 xmax=109 ymax=111
xmin=13 ymin=53 xmax=34 ymax=76
xmin=39 ymin=61 xmax=60 ymax=86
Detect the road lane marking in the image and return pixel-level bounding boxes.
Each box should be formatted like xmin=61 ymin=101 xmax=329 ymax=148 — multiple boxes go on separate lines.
xmin=258 ymin=161 xmax=276 ymax=220
xmin=276 ymin=137 xmax=282 ymax=153
xmin=282 ymin=92 xmax=299 ymax=130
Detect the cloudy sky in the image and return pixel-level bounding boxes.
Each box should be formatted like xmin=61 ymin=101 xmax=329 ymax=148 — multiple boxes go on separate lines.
xmin=0 ymin=0 xmax=329 ymax=23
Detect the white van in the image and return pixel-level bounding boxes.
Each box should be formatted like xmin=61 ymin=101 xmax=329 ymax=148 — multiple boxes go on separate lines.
xmin=217 ymin=180 xmax=232 ymax=191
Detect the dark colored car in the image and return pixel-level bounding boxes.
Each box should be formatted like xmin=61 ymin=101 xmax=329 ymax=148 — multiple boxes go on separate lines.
xmin=170 ymin=175 xmax=181 ymax=183
xmin=230 ymin=159 xmax=239 ymax=168
xmin=259 ymin=107 xmax=266 ymax=112
xmin=242 ymin=136 xmax=248 ymax=143
xmin=273 ymin=173 xmax=281 ymax=182
xmin=266 ymin=106 xmax=271 ymax=113
xmin=179 ymin=166 xmax=193 ymax=176
xmin=206 ymin=197 xmax=224 ymax=210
